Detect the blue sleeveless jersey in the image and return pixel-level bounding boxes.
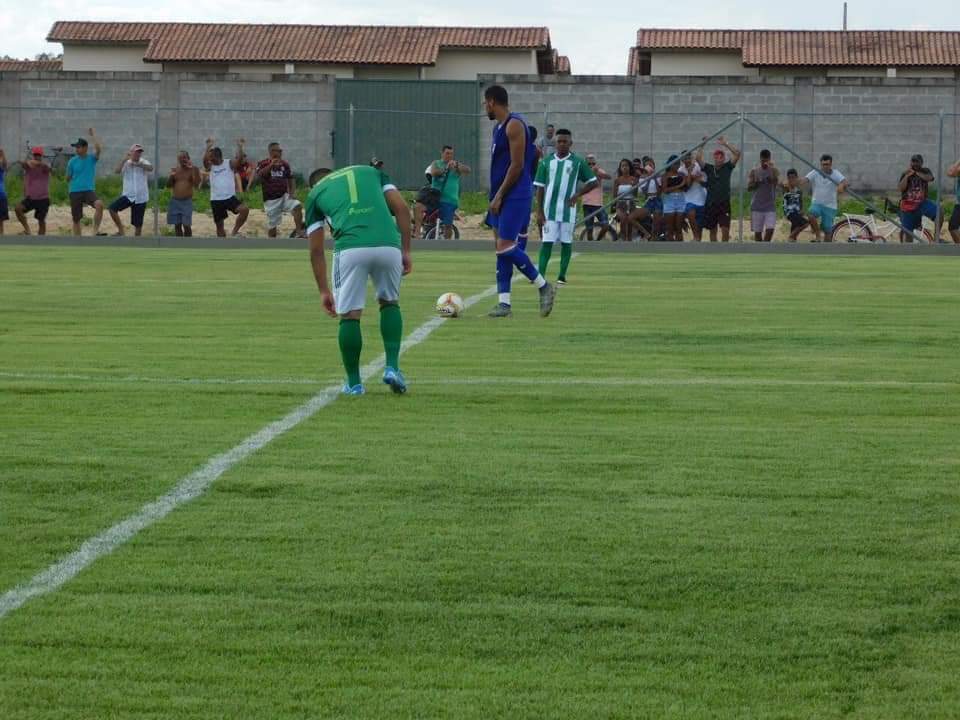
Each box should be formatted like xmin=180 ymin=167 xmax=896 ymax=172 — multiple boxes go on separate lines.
xmin=489 ymin=112 xmax=535 ymax=202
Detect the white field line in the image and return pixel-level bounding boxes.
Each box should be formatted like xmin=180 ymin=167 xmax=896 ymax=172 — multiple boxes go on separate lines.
xmin=1 ymin=370 xmax=956 ymax=390
xmin=0 ymin=283 xmax=501 ymax=620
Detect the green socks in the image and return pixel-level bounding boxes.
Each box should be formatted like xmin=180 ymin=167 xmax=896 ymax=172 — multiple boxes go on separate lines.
xmin=338 ymin=319 xmax=362 ymax=387
xmin=559 ymin=243 xmax=572 ymax=279
xmin=538 ymin=242 xmax=554 ymax=275
xmin=380 ymin=304 xmax=403 ymax=370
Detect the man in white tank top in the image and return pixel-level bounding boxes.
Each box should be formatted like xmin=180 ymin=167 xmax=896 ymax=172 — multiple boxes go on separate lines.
xmin=203 ymin=137 xmax=250 ymax=237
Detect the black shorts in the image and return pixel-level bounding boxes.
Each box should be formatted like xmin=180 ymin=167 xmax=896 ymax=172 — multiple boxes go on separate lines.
xmin=0 ymin=196 xmax=8 ymax=222
xmin=109 ymin=196 xmax=147 ymax=227
xmin=949 ymin=205 xmax=960 ymax=232
xmin=22 ymin=197 xmax=50 ymax=221
xmin=211 ymin=196 xmax=242 ymax=224
xmin=787 ymin=211 xmax=808 ymax=232
xmin=69 ymin=191 xmax=99 ymax=222
xmin=703 ymin=200 xmax=731 ymax=230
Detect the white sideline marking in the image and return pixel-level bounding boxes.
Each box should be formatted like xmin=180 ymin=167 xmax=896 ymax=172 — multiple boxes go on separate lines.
xmin=0 ymin=283 xmax=504 ymax=620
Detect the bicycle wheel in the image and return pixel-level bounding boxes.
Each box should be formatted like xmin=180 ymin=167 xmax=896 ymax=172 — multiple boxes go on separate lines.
xmin=830 ymin=217 xmax=870 ymax=243
xmin=424 ymin=224 xmax=459 ymax=240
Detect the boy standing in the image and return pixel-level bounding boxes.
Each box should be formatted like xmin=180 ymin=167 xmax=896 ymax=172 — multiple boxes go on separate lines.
xmin=782 ymin=169 xmax=809 ymax=242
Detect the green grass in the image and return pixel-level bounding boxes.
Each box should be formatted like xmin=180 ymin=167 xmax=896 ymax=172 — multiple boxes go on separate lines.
xmin=1 ymin=248 xmax=959 ymax=718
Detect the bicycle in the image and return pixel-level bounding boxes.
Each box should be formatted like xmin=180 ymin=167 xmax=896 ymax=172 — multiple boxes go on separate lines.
xmin=420 ymin=205 xmax=461 ymax=240
xmin=7 ymin=141 xmax=74 ymax=178
xmin=831 ymin=198 xmax=934 ymax=244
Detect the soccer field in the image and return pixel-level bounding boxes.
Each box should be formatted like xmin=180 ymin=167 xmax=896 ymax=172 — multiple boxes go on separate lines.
xmin=1 ymin=247 xmax=959 ymax=718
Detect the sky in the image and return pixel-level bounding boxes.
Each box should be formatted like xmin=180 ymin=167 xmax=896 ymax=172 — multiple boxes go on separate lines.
xmin=4 ymin=0 xmax=960 ymax=75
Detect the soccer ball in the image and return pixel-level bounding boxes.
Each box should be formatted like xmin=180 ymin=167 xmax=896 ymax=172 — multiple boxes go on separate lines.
xmin=435 ymin=292 xmax=465 ymax=318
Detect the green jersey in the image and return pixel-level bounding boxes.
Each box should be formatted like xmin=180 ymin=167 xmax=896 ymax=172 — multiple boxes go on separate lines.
xmin=534 ymin=152 xmax=596 ymax=223
xmin=430 ymin=160 xmax=461 ymax=206
xmin=304 ymin=165 xmax=401 ymax=252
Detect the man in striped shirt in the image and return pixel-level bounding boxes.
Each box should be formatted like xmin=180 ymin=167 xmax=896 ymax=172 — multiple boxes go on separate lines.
xmin=533 ymin=129 xmax=597 ymax=284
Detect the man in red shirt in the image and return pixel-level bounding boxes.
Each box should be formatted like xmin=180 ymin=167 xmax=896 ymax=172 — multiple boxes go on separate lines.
xmin=15 ymin=146 xmax=51 ymax=235
xmin=255 ymin=143 xmax=305 ymax=238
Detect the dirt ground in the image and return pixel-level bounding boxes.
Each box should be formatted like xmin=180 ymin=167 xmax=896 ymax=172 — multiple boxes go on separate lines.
xmin=0 ymin=204 xmax=906 ymax=243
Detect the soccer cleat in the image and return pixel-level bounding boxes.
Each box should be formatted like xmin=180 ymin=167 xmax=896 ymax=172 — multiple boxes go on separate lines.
xmin=341 ymin=382 xmax=365 ymax=396
xmin=557 ymin=277 xmax=567 ymax=286
xmin=382 ymin=366 xmax=408 ymax=395
xmin=539 ymin=282 xmax=556 ymax=317
xmin=488 ymin=302 xmax=512 ymax=318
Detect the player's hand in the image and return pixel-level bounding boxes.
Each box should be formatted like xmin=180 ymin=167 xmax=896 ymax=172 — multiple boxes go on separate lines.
xmin=536 ymin=209 xmax=546 ymax=226
xmin=206 ymin=137 xmax=214 ymax=146
xmin=566 ymin=197 xmax=577 ymax=208
xmin=488 ymin=195 xmax=502 ymax=215
xmin=88 ymin=127 xmax=96 ymax=136
xmin=320 ymin=289 xmax=337 ymax=317
xmin=401 ymin=251 xmax=413 ymax=276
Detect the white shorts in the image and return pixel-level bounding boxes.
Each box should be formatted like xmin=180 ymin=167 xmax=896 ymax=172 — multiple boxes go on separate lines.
xmin=542 ymin=220 xmax=575 ymax=244
xmin=332 ymin=246 xmax=403 ymax=314
xmin=751 ymin=211 xmax=777 ymax=232
xmin=264 ymin=194 xmax=301 ymax=229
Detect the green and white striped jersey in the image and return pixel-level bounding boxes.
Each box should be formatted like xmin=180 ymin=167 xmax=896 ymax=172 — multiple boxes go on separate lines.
xmin=534 ymin=152 xmax=597 ymax=223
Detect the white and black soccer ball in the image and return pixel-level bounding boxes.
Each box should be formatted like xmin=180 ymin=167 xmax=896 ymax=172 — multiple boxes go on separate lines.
xmin=435 ymin=292 xmax=465 ymax=318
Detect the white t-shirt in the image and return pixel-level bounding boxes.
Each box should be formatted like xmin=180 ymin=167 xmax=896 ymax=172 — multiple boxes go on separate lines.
xmin=806 ymin=169 xmax=845 ymax=209
xmin=680 ymin=163 xmax=707 ymax=206
xmin=121 ymin=159 xmax=152 ymax=204
xmin=209 ymin=160 xmax=237 ymax=201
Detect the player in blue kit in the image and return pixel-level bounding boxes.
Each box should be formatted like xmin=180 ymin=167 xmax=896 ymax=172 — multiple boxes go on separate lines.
xmin=483 ymin=85 xmax=555 ymax=318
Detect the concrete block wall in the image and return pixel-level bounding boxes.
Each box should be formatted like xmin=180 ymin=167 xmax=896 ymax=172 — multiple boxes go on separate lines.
xmin=0 ymin=71 xmax=336 ymax=182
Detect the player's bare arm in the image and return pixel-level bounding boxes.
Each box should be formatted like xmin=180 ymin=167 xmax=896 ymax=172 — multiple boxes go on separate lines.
xmin=384 ymin=188 xmax=413 ymax=276
xmin=489 ymin=119 xmax=525 ymax=214
xmin=307 ymin=226 xmax=336 ymax=317
xmin=89 ymin=128 xmax=102 ymax=158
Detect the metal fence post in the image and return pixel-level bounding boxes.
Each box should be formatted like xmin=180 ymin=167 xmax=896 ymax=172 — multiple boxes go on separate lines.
xmin=738 ymin=111 xmax=746 ymax=243
xmin=153 ymin=104 xmax=160 ymax=237
xmin=348 ymin=103 xmax=355 ymax=166
xmin=936 ymin=110 xmax=945 ymax=241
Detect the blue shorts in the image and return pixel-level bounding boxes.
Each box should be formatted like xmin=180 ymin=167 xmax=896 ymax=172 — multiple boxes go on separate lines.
xmin=920 ymin=199 xmax=938 ymax=221
xmin=808 ymin=202 xmax=837 ymax=231
xmin=583 ymin=204 xmax=608 ymax=229
xmin=486 ymin=197 xmax=532 ymax=243
xmin=438 ymin=202 xmax=457 ymax=225
xmin=644 ymin=197 xmax=662 ymax=214
xmin=662 ymin=192 xmax=686 ymax=215
xmin=900 ymin=208 xmax=923 ymax=232
xmin=684 ymin=202 xmax=706 ymax=225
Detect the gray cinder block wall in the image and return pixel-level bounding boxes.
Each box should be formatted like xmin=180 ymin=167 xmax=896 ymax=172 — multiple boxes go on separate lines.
xmin=0 ymin=70 xmax=336 ymax=179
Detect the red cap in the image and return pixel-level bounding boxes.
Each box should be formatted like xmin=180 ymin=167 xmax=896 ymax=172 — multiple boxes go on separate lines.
xmin=31 ymin=146 xmax=43 ymax=155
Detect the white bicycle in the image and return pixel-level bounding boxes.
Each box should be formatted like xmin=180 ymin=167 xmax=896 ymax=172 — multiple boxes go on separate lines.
xmin=830 ymin=198 xmax=935 ymax=244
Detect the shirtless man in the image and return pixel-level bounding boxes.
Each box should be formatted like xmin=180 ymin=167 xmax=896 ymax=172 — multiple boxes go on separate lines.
xmin=167 ymin=151 xmax=200 ymax=237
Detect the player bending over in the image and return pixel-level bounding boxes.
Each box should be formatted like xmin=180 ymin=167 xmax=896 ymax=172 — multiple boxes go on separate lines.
xmin=305 ymin=165 xmax=412 ymax=396
xmin=483 ymin=85 xmax=555 ymax=318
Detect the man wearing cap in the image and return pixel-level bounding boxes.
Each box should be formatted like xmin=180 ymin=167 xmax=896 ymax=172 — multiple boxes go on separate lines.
xmin=108 ymin=144 xmax=153 ymax=236
xmin=14 ymin=147 xmax=52 ymax=235
xmin=702 ymin=136 xmax=741 ymax=242
xmin=66 ymin=128 xmax=104 ymax=236
xmin=256 ymin=142 xmax=305 ymax=239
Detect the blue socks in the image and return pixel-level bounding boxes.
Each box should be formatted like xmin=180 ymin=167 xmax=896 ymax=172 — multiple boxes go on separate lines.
xmin=502 ymin=244 xmax=540 ymax=283
xmin=496 ymin=252 xmax=513 ymax=295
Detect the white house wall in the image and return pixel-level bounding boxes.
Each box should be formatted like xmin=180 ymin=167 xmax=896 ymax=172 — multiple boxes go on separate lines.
xmin=650 ymin=51 xmax=758 ymax=77
xmin=422 ymin=49 xmax=538 ymax=80
xmin=62 ymin=44 xmax=160 ymax=72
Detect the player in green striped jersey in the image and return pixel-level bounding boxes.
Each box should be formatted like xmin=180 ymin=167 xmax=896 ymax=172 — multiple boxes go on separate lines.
xmin=305 ymin=165 xmax=412 ymax=396
xmin=533 ymin=129 xmax=597 ymax=284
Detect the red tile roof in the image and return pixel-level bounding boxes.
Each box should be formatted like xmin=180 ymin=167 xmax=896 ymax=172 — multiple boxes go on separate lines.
xmin=556 ymin=54 xmax=571 ymax=74
xmin=47 ymin=22 xmax=556 ymax=67
xmin=631 ymin=29 xmax=960 ymax=70
xmin=0 ymin=60 xmax=63 ymax=71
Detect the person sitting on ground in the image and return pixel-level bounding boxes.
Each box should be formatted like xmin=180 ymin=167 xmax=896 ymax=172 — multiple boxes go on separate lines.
xmin=748 ymin=149 xmax=780 ymax=242
xmin=947 ymin=157 xmax=960 ymax=244
xmin=897 ymin=154 xmax=934 ymax=243
xmin=582 ymin=153 xmax=612 ymax=241
xmin=256 ymin=142 xmax=305 ymax=239
xmin=613 ymin=158 xmax=638 ymax=242
xmin=108 ymin=144 xmax=153 ymax=237
xmin=14 ymin=147 xmax=51 ymax=235
xmin=66 ymin=129 xmax=105 ymax=237
xmin=782 ymin=169 xmax=809 ymax=242
xmin=204 ymin=137 xmax=250 ymax=237
xmin=167 ymin=150 xmax=200 ymax=237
